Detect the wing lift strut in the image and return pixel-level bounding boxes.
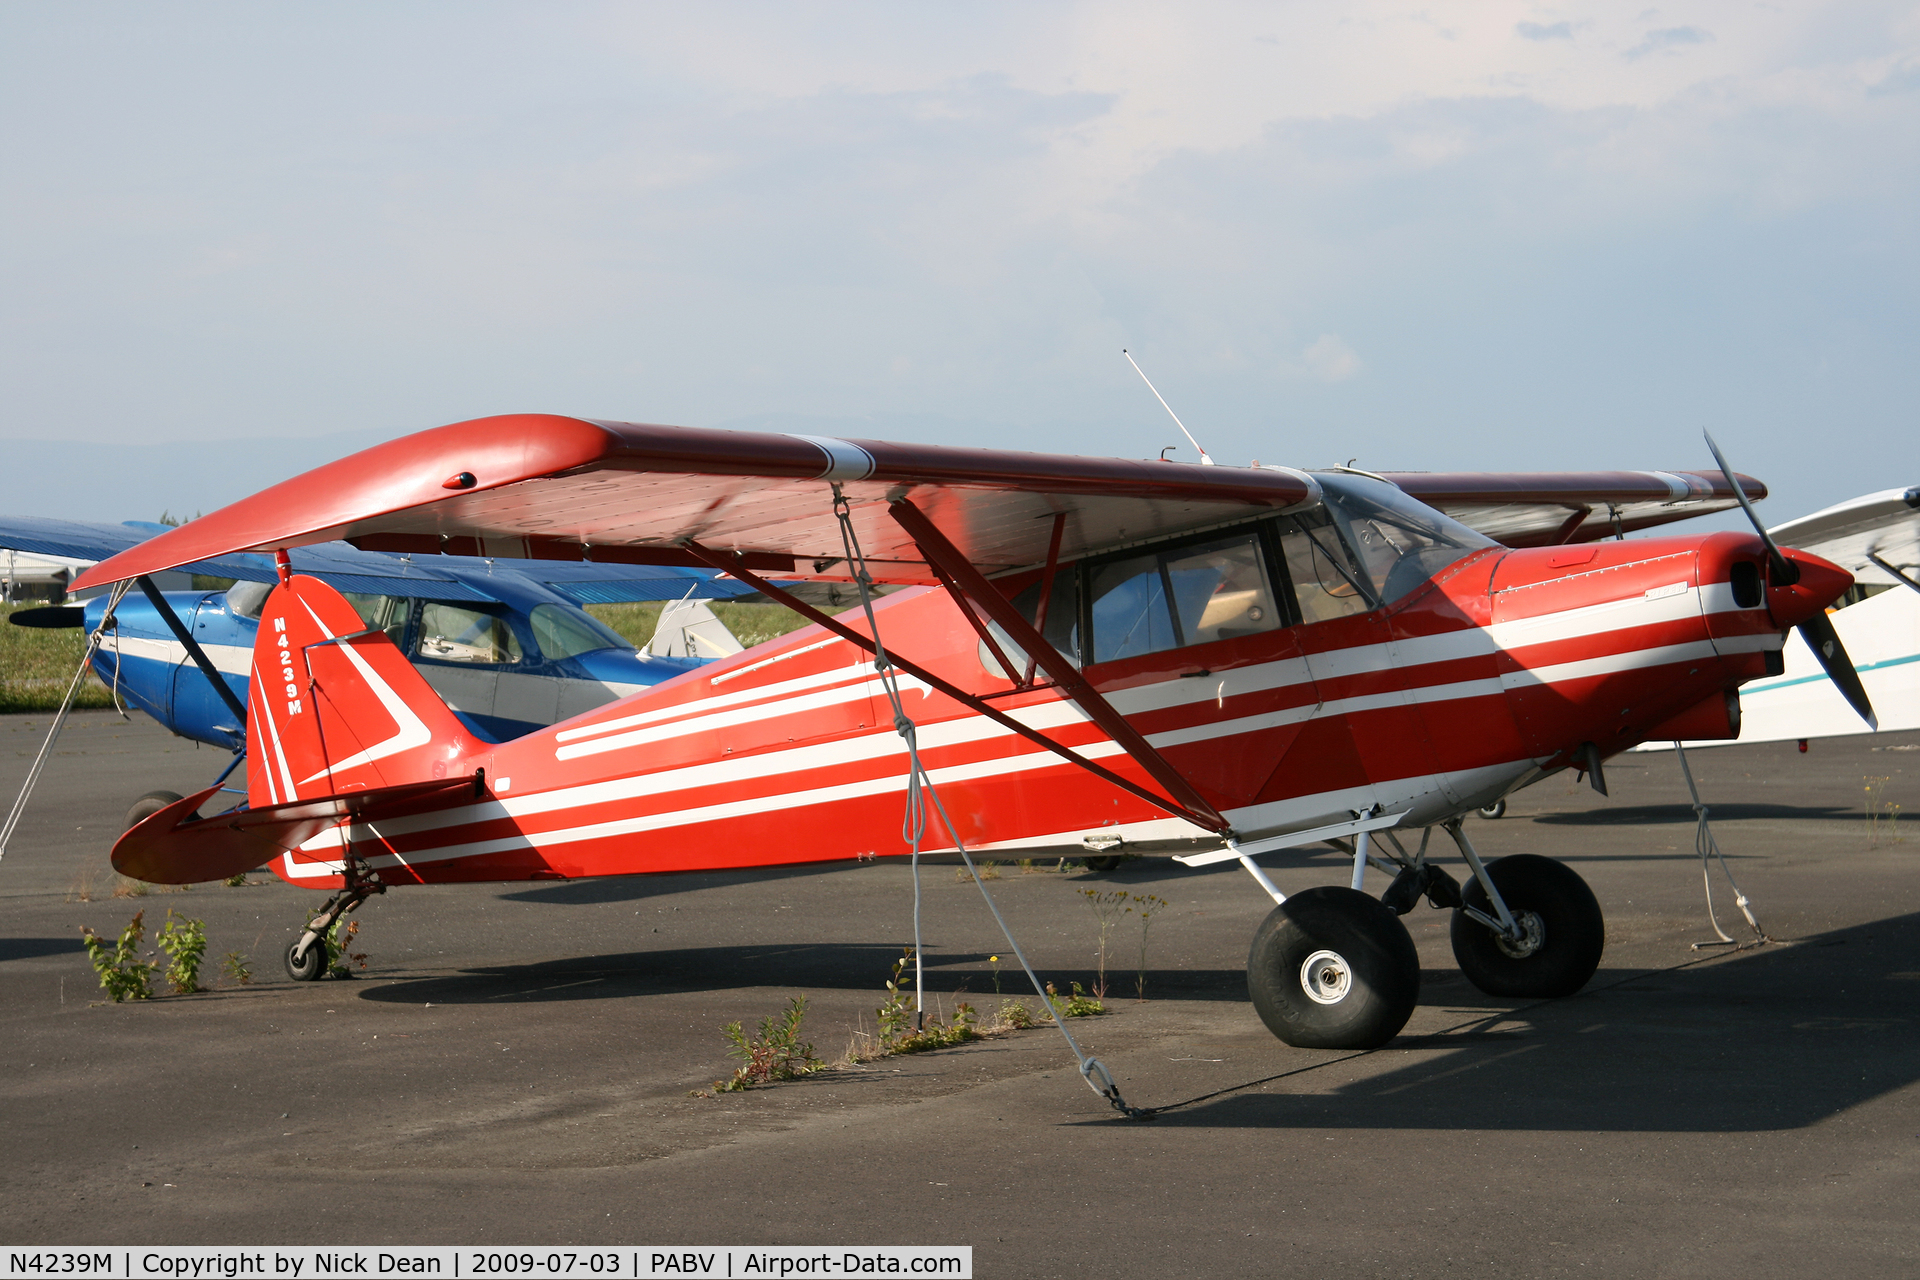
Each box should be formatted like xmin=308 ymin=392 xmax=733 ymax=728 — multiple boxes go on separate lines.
xmin=684 ymin=491 xmax=1234 ymax=1120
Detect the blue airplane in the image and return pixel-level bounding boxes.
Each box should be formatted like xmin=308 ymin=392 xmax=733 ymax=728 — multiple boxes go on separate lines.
xmin=3 ymin=517 xmax=756 ymax=764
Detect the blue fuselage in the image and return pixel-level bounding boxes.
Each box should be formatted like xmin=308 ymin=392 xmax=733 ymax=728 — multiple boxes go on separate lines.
xmin=88 ymin=571 xmax=702 ymax=751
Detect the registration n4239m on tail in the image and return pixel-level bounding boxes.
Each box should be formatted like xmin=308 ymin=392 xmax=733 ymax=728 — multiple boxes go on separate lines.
xmin=73 ymin=414 xmax=1866 ymax=1051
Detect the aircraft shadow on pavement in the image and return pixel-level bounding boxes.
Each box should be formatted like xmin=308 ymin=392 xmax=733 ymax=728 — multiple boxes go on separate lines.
xmin=1534 ymin=802 xmax=1854 ymax=826
xmin=1132 ymin=911 xmax=1920 ymax=1134
xmin=0 ymin=937 xmax=85 ymax=962
xmin=355 ymin=942 xmax=1257 ymax=1005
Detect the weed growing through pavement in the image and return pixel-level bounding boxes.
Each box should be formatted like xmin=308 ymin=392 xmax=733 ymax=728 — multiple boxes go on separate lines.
xmin=1866 ymin=776 xmax=1904 ymax=847
xmin=79 ymin=911 xmax=153 ymax=1002
xmin=1126 ymin=893 xmax=1168 ymax=1001
xmin=323 ymin=918 xmax=367 ymax=977
xmin=155 ymin=909 xmax=206 ymax=995
xmin=709 ymin=996 xmax=824 ymax=1093
xmin=1081 ymin=888 xmax=1131 ymax=999
xmin=1046 ymin=980 xmax=1106 ymax=1019
xmin=220 ymin=951 xmax=253 ymax=986
xmin=224 ymin=872 xmax=249 ymax=887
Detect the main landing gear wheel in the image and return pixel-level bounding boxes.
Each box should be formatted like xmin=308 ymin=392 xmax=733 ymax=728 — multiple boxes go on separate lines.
xmin=1477 ymin=799 xmax=1508 ymax=820
xmin=1247 ymin=887 xmax=1421 ymax=1049
xmin=1451 ymin=854 xmax=1605 ymax=999
xmin=125 ymin=790 xmax=196 ymax=830
xmin=1081 ymin=855 xmax=1123 ymax=872
xmin=284 ymin=936 xmax=328 ymax=982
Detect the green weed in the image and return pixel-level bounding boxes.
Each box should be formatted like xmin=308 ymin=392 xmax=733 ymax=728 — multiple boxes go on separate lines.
xmin=1126 ymin=893 xmax=1168 ymax=1001
xmin=714 ymin=996 xmax=824 ymax=1092
xmin=154 ymin=909 xmax=207 ymax=995
xmin=1046 ymin=980 xmax=1106 ymax=1019
xmin=1081 ymin=888 xmax=1131 ymax=999
xmin=324 ymin=918 xmax=367 ymax=977
xmin=220 ymin=951 xmax=253 ymax=987
xmin=79 ymin=911 xmax=154 ymax=1002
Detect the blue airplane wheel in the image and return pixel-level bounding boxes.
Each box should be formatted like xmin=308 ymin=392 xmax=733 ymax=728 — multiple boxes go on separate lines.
xmin=1247 ymin=887 xmax=1420 ymax=1050
xmin=1451 ymin=854 xmax=1604 ymax=999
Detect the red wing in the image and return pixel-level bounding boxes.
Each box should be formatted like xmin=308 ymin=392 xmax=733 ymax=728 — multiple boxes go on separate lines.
xmin=74 ymin=414 xmax=1315 ymax=589
xmin=1383 ymin=470 xmax=1765 ymax=547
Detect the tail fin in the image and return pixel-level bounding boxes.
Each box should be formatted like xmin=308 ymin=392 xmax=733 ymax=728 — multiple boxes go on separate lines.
xmin=247 ymin=575 xmax=485 ymax=807
xmin=646 ymin=597 xmax=745 ymax=659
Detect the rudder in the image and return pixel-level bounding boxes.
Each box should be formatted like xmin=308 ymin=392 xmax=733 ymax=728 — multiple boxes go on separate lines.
xmin=248 ymin=575 xmax=484 ymax=808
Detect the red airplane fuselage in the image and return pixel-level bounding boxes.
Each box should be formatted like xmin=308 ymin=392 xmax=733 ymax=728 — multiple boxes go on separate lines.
xmin=252 ymin=525 xmax=1845 ymax=891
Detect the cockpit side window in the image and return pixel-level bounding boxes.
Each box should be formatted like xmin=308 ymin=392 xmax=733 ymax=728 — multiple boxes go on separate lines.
xmin=1276 ymin=510 xmax=1376 ymax=624
xmin=1083 ymin=529 xmax=1285 ymax=664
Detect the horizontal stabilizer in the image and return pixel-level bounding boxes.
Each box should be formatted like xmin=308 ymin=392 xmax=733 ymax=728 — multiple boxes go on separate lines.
xmin=112 ymin=776 xmax=482 ymax=885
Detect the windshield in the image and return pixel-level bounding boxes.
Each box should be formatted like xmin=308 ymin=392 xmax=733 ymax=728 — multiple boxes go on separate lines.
xmin=1311 ymin=472 xmax=1496 ymax=606
xmin=530 ymin=603 xmax=629 ymax=658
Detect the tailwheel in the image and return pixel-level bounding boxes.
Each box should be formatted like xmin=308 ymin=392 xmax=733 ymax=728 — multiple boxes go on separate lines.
xmin=284 ymin=935 xmax=328 ymax=982
xmin=1247 ymin=887 xmax=1421 ymax=1049
xmin=1451 ymin=854 xmax=1604 ymax=998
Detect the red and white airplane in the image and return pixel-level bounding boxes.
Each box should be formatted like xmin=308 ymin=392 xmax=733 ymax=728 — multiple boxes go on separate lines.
xmin=72 ymin=415 xmax=1872 ymax=1053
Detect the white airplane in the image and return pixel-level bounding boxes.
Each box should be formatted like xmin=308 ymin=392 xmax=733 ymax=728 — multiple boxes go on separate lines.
xmin=1640 ymin=485 xmax=1919 ymax=751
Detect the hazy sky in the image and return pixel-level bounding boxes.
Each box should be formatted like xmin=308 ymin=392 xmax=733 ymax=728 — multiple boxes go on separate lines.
xmin=2 ymin=3 xmax=1915 ymax=522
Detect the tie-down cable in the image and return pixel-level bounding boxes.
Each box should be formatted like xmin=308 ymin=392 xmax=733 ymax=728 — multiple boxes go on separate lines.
xmin=830 ymin=485 xmax=1151 ymax=1120
xmin=1 ymin=579 xmax=135 ymax=862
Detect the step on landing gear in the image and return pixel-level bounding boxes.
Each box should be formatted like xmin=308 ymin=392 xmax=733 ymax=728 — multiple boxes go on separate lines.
xmin=285 ymin=860 xmax=385 ymax=982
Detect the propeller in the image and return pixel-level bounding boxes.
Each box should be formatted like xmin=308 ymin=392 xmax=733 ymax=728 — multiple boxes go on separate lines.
xmin=1704 ymin=431 xmax=1877 ymax=729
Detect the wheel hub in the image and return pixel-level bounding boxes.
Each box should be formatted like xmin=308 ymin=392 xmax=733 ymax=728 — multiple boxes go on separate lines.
xmin=1496 ymin=910 xmax=1545 ymax=959
xmin=1299 ymin=949 xmax=1353 ymax=1005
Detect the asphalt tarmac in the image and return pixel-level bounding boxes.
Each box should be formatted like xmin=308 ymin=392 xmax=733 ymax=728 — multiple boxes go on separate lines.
xmin=1 ymin=710 xmax=1916 ymax=1277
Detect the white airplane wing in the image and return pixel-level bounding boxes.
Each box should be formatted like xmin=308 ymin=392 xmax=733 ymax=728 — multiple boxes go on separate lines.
xmin=1638 ymin=485 xmax=1920 ymax=750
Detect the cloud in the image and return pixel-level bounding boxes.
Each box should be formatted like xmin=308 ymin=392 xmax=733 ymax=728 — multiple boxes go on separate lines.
xmin=1625 ymin=26 xmax=1714 ymax=61
xmin=1516 ymin=21 xmax=1575 ymax=42
xmin=1302 ymin=335 xmax=1363 ymax=382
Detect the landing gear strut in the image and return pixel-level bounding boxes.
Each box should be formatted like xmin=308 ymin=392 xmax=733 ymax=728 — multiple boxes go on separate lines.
xmin=284 ymin=859 xmax=385 ymax=982
xmin=1442 ymin=820 xmax=1604 ymax=999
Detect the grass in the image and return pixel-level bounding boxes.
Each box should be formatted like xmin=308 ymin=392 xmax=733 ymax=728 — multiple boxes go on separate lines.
xmin=0 ymin=602 xmax=116 ymax=713
xmin=584 ymin=600 xmax=829 ymax=652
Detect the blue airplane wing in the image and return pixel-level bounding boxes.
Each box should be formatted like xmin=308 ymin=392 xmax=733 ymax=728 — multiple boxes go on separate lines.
xmin=0 ymin=517 xmax=754 ymax=603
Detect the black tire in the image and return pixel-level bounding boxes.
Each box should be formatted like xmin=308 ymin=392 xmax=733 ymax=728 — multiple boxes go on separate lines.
xmin=284 ymin=936 xmax=328 ymax=982
xmin=1451 ymin=854 xmax=1604 ymax=999
xmin=1081 ymin=855 xmax=1123 ymax=872
xmin=1478 ymin=799 xmax=1508 ymax=820
xmin=125 ymin=790 xmax=195 ymax=831
xmin=1247 ymin=886 xmax=1421 ymax=1049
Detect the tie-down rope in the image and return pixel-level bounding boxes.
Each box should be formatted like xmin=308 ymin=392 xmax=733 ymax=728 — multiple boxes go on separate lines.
xmin=830 ymin=487 xmax=1149 ymax=1119
xmin=1672 ymin=742 xmax=1769 ymax=948
xmin=0 ymin=580 xmax=135 ymax=863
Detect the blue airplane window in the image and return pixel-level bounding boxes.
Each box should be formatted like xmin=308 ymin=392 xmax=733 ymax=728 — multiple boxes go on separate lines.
xmin=1162 ymin=534 xmax=1282 ymax=645
xmin=417 ymin=603 xmax=522 ymax=665
xmin=1089 ymin=552 xmax=1178 ymax=662
xmin=979 ymin=571 xmax=1081 ymax=679
xmin=529 ymin=603 xmax=628 ymax=659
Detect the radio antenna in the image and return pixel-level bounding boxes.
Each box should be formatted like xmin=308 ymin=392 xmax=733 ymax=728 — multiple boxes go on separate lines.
xmin=1123 ymin=349 xmax=1213 ymax=465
